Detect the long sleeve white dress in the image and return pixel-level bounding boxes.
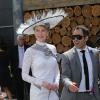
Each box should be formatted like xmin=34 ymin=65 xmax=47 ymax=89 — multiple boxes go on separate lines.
xmin=22 ymin=41 xmax=60 ymax=100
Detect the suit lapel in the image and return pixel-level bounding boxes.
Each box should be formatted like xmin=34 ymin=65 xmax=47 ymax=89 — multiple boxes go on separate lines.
xmin=72 ymin=47 xmax=82 ymax=74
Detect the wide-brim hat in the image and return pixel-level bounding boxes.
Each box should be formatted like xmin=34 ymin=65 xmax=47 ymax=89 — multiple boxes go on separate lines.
xmin=17 ymin=9 xmax=67 ymax=35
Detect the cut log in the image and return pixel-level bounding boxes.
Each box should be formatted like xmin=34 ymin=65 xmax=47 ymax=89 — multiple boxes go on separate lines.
xmin=91 ymin=26 xmax=99 ymax=35
xmin=54 ymin=26 xmax=60 ymax=33
xmin=56 ymin=43 xmax=64 ymax=53
xmin=63 ymin=46 xmax=70 ymax=52
xmin=66 ymin=30 xmax=71 ymax=36
xmin=24 ymin=12 xmax=31 ymax=21
xmin=67 ymin=26 xmax=71 ymax=31
xmin=46 ymin=36 xmax=52 ymax=43
xmin=60 ymin=27 xmax=67 ymax=36
xmin=52 ymin=33 xmax=61 ymax=44
xmin=64 ymin=7 xmax=74 ymax=17
xmin=76 ymin=16 xmax=84 ymax=25
xmin=70 ymin=20 xmax=77 ymax=29
xmin=61 ymin=17 xmax=70 ymax=28
xmin=74 ymin=6 xmax=82 ymax=16
xmin=70 ymin=17 xmax=77 ymax=28
xmin=91 ymin=17 xmax=100 ymax=26
xmin=89 ymin=35 xmax=96 ymax=44
xmin=84 ymin=17 xmax=92 ymax=26
xmin=92 ymin=5 xmax=100 ymax=17
xmin=82 ymin=5 xmax=92 ymax=18
xmin=62 ymin=36 xmax=71 ymax=46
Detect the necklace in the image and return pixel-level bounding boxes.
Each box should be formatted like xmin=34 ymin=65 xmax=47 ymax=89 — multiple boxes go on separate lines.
xmin=32 ymin=44 xmax=57 ymax=58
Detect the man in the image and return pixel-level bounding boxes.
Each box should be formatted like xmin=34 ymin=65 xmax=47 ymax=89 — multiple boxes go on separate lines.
xmin=10 ymin=35 xmax=29 ymax=100
xmin=95 ymin=29 xmax=100 ymax=50
xmin=60 ymin=25 xmax=100 ymax=100
xmin=95 ymin=29 xmax=100 ymax=90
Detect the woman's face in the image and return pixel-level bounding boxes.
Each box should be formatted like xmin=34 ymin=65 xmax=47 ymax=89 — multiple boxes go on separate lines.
xmin=34 ymin=25 xmax=48 ymax=42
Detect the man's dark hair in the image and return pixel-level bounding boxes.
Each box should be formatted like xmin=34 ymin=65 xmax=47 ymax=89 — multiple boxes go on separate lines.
xmin=72 ymin=25 xmax=89 ymax=36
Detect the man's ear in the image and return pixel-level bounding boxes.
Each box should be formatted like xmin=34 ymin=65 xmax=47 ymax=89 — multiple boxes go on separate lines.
xmin=85 ymin=36 xmax=88 ymax=41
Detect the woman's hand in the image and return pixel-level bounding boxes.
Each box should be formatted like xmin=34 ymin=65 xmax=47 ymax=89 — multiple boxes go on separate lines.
xmin=42 ymin=81 xmax=59 ymax=91
xmin=42 ymin=81 xmax=51 ymax=90
xmin=49 ymin=83 xmax=59 ymax=91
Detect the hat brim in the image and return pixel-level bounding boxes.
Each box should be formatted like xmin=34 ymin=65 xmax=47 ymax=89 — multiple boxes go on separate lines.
xmin=17 ymin=13 xmax=66 ymax=35
xmin=23 ymin=15 xmax=64 ymax=35
xmin=17 ymin=9 xmax=67 ymax=35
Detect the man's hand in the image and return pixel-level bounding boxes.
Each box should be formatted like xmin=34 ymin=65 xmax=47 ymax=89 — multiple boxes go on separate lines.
xmin=68 ymin=82 xmax=78 ymax=92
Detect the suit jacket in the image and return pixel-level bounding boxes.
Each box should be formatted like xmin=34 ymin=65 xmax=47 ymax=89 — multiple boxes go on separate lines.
xmin=10 ymin=45 xmax=29 ymax=79
xmin=60 ymin=46 xmax=100 ymax=100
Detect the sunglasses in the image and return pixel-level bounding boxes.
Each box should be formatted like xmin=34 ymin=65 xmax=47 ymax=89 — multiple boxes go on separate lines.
xmin=71 ymin=35 xmax=84 ymax=40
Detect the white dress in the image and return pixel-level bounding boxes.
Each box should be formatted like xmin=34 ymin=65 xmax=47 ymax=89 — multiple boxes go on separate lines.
xmin=22 ymin=41 xmax=60 ymax=100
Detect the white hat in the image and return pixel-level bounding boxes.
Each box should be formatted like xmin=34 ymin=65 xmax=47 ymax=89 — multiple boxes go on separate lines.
xmin=17 ymin=9 xmax=67 ymax=35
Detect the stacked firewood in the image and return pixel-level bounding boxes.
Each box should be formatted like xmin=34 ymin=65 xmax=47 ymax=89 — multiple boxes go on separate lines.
xmin=23 ymin=4 xmax=100 ymax=53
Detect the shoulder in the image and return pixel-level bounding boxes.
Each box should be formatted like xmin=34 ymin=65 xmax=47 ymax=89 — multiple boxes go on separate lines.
xmin=46 ymin=43 xmax=57 ymax=53
xmin=61 ymin=48 xmax=74 ymax=61
xmin=88 ymin=46 xmax=100 ymax=58
xmin=63 ymin=47 xmax=75 ymax=56
xmin=88 ymin=46 xmax=99 ymax=53
xmin=24 ymin=45 xmax=34 ymax=54
xmin=46 ymin=43 xmax=56 ymax=49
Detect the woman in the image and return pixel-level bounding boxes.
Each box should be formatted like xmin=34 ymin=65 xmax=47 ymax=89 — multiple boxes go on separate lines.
xmin=0 ymin=37 xmax=12 ymax=100
xmin=22 ymin=24 xmax=60 ymax=100
xmin=18 ymin=9 xmax=67 ymax=100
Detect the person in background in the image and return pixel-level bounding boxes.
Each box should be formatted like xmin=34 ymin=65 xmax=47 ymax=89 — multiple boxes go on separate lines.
xmin=60 ymin=25 xmax=100 ymax=100
xmin=0 ymin=37 xmax=12 ymax=100
xmin=95 ymin=29 xmax=100 ymax=50
xmin=95 ymin=29 xmax=100 ymax=91
xmin=9 ymin=35 xmax=29 ymax=100
xmin=17 ymin=9 xmax=67 ymax=100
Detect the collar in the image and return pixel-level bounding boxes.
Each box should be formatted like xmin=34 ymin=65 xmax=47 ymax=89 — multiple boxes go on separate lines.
xmin=18 ymin=45 xmax=24 ymax=49
xmin=76 ymin=46 xmax=88 ymax=53
xmin=36 ymin=41 xmax=46 ymax=46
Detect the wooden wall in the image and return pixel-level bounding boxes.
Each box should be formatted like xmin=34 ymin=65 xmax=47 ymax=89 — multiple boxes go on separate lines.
xmin=23 ymin=3 xmax=100 ymax=53
xmin=23 ymin=0 xmax=100 ymax=11
xmin=23 ymin=1 xmax=100 ymax=93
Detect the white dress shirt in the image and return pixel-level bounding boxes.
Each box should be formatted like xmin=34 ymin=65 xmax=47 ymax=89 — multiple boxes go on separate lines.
xmin=76 ymin=46 xmax=93 ymax=92
xmin=18 ymin=46 xmax=24 ymax=69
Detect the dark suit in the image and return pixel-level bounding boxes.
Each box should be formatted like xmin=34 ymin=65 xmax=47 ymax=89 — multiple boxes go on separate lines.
xmin=10 ymin=45 xmax=29 ymax=100
xmin=60 ymin=46 xmax=100 ymax=100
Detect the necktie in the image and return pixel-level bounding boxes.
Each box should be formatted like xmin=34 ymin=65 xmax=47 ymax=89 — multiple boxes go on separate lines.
xmin=81 ymin=50 xmax=89 ymax=90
